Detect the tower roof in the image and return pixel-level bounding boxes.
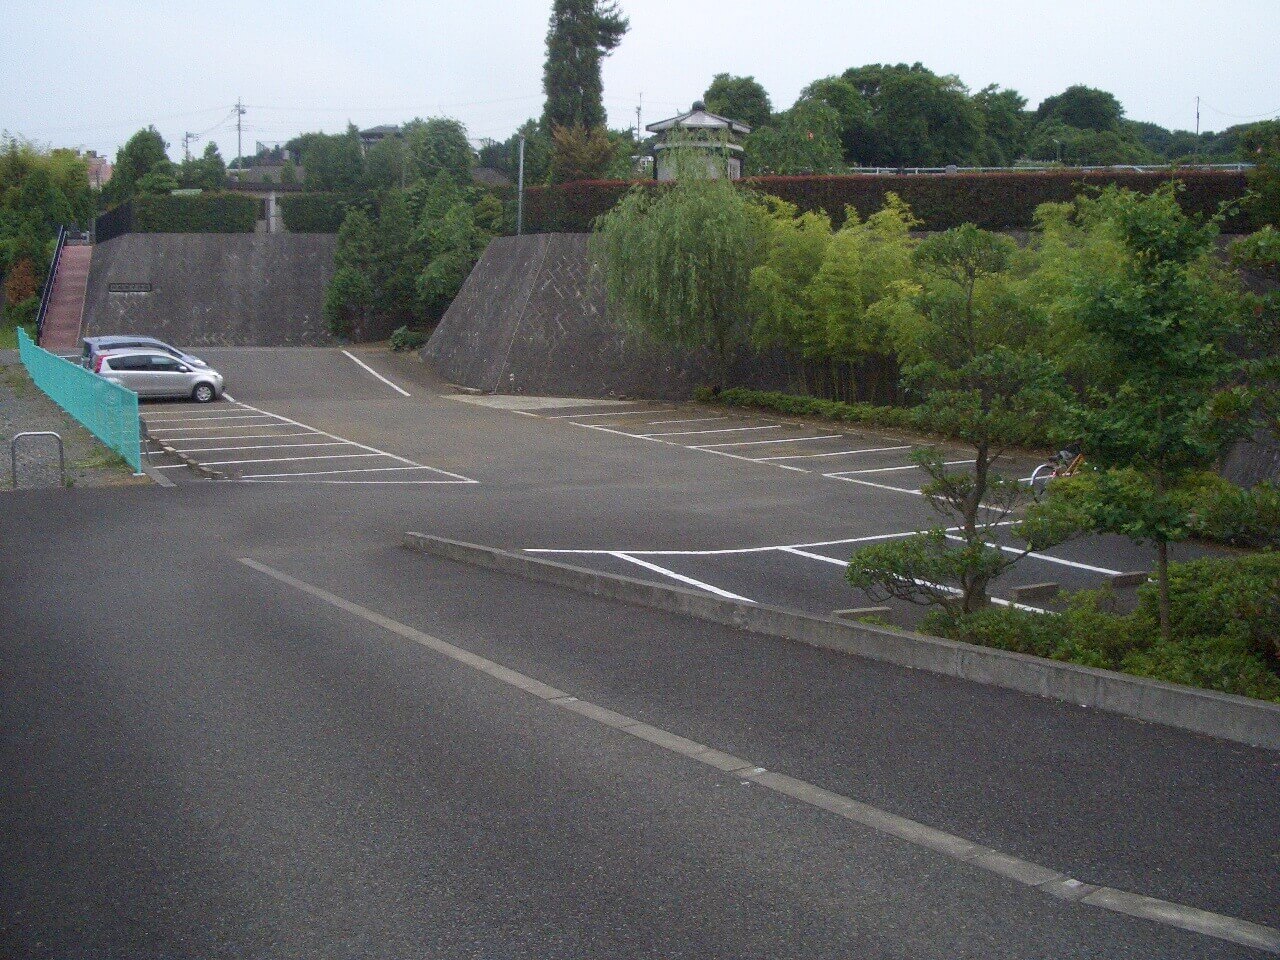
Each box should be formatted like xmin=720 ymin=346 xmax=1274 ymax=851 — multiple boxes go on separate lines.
xmin=646 ymin=102 xmax=751 ymax=136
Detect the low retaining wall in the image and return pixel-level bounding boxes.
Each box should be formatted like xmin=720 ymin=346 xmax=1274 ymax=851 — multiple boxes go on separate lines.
xmin=84 ymin=233 xmax=337 ymax=346
xmin=404 ymin=533 xmax=1280 ymax=752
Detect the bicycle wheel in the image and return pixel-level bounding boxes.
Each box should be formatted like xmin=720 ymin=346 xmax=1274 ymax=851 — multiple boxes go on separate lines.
xmin=1028 ymin=462 xmax=1057 ymax=501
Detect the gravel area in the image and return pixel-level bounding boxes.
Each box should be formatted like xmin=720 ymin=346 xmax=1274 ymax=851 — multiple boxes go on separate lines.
xmin=0 ymin=350 xmax=148 ymax=491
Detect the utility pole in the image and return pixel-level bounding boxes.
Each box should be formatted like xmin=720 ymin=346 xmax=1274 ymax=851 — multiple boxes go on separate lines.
xmin=1195 ymin=96 xmax=1201 ymax=166
xmin=182 ymin=132 xmax=199 ymax=162
xmin=234 ymin=99 xmax=247 ymax=170
xmin=636 ymin=93 xmax=643 ymax=144
xmin=517 ymin=134 xmax=526 ymax=236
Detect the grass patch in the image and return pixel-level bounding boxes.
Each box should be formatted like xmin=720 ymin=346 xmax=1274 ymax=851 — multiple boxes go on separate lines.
xmin=0 ymin=323 xmax=34 ymax=350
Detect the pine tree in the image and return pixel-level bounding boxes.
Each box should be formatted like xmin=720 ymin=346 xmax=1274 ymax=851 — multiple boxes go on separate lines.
xmin=541 ymin=0 xmax=628 ymax=131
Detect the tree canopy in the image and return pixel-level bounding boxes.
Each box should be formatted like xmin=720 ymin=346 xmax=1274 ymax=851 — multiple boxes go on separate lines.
xmin=702 ymin=74 xmax=773 ymax=129
xmin=541 ymin=0 xmax=628 ymax=131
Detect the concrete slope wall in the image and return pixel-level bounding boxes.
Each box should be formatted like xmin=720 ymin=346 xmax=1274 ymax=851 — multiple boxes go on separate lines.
xmin=84 ymin=233 xmax=337 ymax=346
xmin=424 ymin=233 xmax=787 ymax=400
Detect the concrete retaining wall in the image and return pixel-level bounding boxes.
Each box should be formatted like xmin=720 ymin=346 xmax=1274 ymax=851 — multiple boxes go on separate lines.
xmin=405 ymin=533 xmax=1280 ymax=752
xmin=84 ymin=233 xmax=337 ymax=346
xmin=423 ymin=233 xmax=789 ymax=401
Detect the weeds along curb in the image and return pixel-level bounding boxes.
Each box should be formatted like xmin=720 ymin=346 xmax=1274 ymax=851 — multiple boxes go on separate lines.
xmin=403 ymin=533 xmax=1280 ymax=752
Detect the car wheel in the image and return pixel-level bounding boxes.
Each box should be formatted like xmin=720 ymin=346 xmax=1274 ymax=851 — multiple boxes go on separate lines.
xmin=192 ymin=383 xmax=216 ymax=403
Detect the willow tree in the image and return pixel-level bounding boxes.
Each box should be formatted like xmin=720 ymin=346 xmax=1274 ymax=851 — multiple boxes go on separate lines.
xmin=592 ymin=176 xmax=768 ymax=389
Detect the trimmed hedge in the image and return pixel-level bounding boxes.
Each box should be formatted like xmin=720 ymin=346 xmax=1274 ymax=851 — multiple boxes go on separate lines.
xmin=280 ymin=192 xmax=349 ymax=233
xmin=132 ymin=193 xmax=257 ymax=233
xmin=698 ymin=387 xmax=1054 ymax=448
xmin=522 ymin=170 xmax=1253 ymax=235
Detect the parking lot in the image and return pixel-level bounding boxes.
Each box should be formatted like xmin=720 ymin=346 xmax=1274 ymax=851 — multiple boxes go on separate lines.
xmin=455 ymin=393 xmax=1181 ymax=620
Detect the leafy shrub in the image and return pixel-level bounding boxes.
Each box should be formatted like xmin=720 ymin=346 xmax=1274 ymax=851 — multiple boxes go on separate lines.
xmin=4 ymin=294 xmax=39 ymax=329
xmin=1182 ymin=474 xmax=1280 ymax=548
xmin=388 ymin=325 xmax=426 ymax=352
xmin=132 ymin=193 xmax=257 ymax=233
xmin=928 ymin=552 xmax=1280 ymax=702
xmin=280 ymin=192 xmax=349 ymax=233
xmin=523 ymin=170 xmax=1251 ymax=234
xmin=699 ymin=386 xmax=1054 ymax=448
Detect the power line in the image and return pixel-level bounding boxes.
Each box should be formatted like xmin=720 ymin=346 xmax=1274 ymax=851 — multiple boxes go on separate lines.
xmin=1199 ymin=101 xmax=1280 ymax=121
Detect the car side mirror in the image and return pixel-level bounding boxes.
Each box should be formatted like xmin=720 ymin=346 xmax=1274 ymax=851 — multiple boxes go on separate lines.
xmin=176 ymin=365 xmax=190 ymax=373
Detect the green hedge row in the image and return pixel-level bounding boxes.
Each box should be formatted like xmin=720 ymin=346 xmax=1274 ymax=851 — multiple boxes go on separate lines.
xmin=279 ymin=192 xmax=349 ymax=233
xmin=133 ymin=193 xmax=257 ymax=233
xmin=523 ymin=170 xmax=1253 ymax=234
xmin=698 ymin=387 xmax=1054 ymax=448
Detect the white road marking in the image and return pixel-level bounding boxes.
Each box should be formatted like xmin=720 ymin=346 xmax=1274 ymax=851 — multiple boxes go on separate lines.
xmin=527 ymin=522 xmax=1022 ymax=557
xmin=194 ymin=452 xmax=385 ymax=467
xmin=169 ymin=441 xmax=346 ymax=454
xmin=757 ymin=444 xmax=913 ymax=461
xmin=146 ymin=421 xmax=289 ymax=434
xmin=899 ymin=575 xmax=1050 ymax=614
xmin=640 ymin=424 xmax=782 ymax=438
xmin=942 ymin=535 xmax=1122 ymax=575
xmin=825 ymin=474 xmax=924 ymax=496
xmin=544 ymin=407 xmax=679 ymax=419
xmin=828 ymin=459 xmax=975 ymax=477
xmin=644 ymin=416 xmax=728 ymax=426
xmin=608 ymin=552 xmax=755 ymax=602
xmin=238 ymin=465 xmax=444 ymax=479
xmin=141 ymin=413 xmax=266 ymax=424
xmin=342 ymin=350 xmax=411 ymax=397
xmin=228 ymin=400 xmax=475 ymax=483
xmin=778 ymin=546 xmax=848 ymax=565
xmin=693 ymin=434 xmax=841 ymax=448
xmin=695 ymin=446 xmax=811 ymax=472
xmin=241 ymin=478 xmax=469 ymax=485
xmin=163 ymin=432 xmax=317 ymax=442
xmin=240 ymin=557 xmax=1280 ymax=956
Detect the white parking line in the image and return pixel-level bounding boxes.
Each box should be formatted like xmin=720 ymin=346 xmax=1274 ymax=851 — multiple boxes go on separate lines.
xmin=644 ymin=416 xmax=728 ymax=426
xmin=758 ymin=444 xmax=912 ymax=461
xmin=342 ymin=350 xmax=411 ymax=397
xmin=828 ymin=459 xmax=975 ymax=477
xmin=194 ymin=452 xmax=385 ymax=467
xmin=693 ymin=434 xmax=841 ymax=448
xmin=695 ymin=446 xmax=811 ymax=472
xmin=239 ymin=465 xmax=445 ymax=479
xmin=241 ymin=478 xmax=476 ymax=485
xmin=942 ymin=535 xmax=1122 ymax=575
xmin=169 ymin=441 xmax=346 ymax=454
xmin=609 ymin=552 xmax=755 ymax=602
xmin=544 ymin=407 xmax=679 ymax=420
xmin=640 ymin=424 xmax=782 ymax=438
xmin=825 ymin=475 xmax=924 ymax=496
xmin=141 ymin=414 xmax=266 ymax=424
xmin=228 ymin=401 xmax=475 ymax=483
xmin=164 ymin=432 xmax=317 ymax=443
xmin=146 ymin=421 xmax=287 ymax=435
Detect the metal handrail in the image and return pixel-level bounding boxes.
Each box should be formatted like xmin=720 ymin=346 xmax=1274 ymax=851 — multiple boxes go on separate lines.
xmin=34 ymin=225 xmax=67 ymax=346
xmin=10 ymin=431 xmax=65 ymax=489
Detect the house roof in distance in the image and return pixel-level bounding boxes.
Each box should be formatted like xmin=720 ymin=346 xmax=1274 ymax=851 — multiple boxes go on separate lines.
xmin=646 ymin=101 xmax=751 ymax=136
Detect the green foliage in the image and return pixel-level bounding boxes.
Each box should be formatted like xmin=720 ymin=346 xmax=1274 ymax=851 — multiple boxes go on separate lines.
xmin=280 ymin=159 xmax=297 ymax=185
xmin=541 ymin=0 xmax=628 ymax=131
xmin=388 ymin=325 xmax=426 ymax=351
xmin=132 ymin=193 xmax=256 ymax=232
xmin=479 ymin=120 xmax=553 ymax=186
xmin=1245 ymin=121 xmax=1280 ymax=226
xmin=178 ymin=142 xmax=227 ymax=191
xmin=404 ymin=117 xmax=475 ymax=185
xmin=847 ymin=528 xmax=1015 ymax=616
xmin=972 ymin=85 xmax=1028 ymax=166
xmin=703 ymin=74 xmax=773 ymax=129
xmin=744 ymin=101 xmax=844 ymax=176
xmin=105 ymin=126 xmax=169 ymax=202
xmin=591 ymin=175 xmax=769 ymax=387
xmin=930 ymin=553 xmax=1280 ymax=702
xmin=549 ymin=124 xmax=620 ymax=183
xmin=279 ymin=193 xmax=349 ymax=232
xmin=1034 ymin=85 xmax=1125 ymax=132
xmin=297 ymin=125 xmax=364 ymax=193
xmin=135 ymin=160 xmax=180 ymax=195
xmin=0 ymin=138 xmax=92 ymax=287
xmin=1181 ymin=474 xmax=1280 ymax=548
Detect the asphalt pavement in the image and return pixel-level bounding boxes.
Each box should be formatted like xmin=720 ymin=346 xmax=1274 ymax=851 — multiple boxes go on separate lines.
xmin=2 ymin=346 xmax=1276 ymax=959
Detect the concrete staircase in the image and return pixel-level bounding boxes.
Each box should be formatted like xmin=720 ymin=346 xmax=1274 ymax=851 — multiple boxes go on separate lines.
xmin=38 ymin=243 xmax=92 ymax=352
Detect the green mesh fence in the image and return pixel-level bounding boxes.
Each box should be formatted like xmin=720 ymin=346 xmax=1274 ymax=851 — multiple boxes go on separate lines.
xmin=18 ymin=327 xmax=142 ymax=472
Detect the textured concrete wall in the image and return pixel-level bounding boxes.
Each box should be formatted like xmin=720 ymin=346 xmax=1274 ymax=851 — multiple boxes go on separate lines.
xmin=423 ymin=233 xmax=788 ymax=400
xmin=84 ymin=233 xmax=337 ymax=346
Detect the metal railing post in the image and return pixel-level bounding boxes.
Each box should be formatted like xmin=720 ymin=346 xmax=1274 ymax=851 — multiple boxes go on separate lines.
xmin=10 ymin=431 xmax=65 ymax=489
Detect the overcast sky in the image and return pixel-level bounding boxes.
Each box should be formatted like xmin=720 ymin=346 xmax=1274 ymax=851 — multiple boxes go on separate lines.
xmin=4 ymin=0 xmax=1278 ymax=162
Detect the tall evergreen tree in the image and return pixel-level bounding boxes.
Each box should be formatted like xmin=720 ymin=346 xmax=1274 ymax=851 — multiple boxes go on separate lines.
xmin=541 ymin=0 xmax=628 ymax=131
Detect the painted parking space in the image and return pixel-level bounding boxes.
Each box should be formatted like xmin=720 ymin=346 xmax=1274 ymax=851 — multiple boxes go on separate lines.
xmin=140 ymin=398 xmax=477 ymax=485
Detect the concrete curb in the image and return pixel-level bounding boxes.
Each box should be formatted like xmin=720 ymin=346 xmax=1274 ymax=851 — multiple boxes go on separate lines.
xmin=139 ymin=461 xmax=175 ymax=487
xmin=404 ymin=533 xmax=1280 ymax=752
xmin=148 ymin=436 xmax=227 ymax=480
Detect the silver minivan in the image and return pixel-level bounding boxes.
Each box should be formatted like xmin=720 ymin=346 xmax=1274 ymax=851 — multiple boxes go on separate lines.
xmin=83 ymin=335 xmax=210 ymax=371
xmin=95 ymin=348 xmax=225 ymax=402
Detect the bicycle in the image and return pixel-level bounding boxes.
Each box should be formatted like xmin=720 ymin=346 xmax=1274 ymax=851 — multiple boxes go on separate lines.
xmin=1028 ymin=447 xmax=1085 ymax=501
